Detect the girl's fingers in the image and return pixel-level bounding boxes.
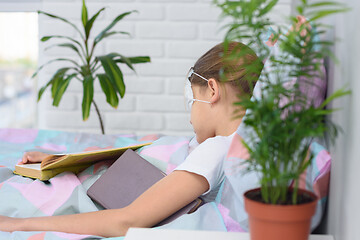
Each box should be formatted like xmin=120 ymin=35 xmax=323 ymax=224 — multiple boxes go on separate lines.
xmin=21 ymin=152 xmax=37 ymax=164
xmin=21 ymin=154 xmax=29 ymax=164
xmin=20 ymin=151 xmax=50 ymax=165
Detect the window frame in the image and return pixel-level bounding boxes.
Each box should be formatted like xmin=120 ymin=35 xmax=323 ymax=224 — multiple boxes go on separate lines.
xmin=0 ymin=0 xmax=41 ymax=12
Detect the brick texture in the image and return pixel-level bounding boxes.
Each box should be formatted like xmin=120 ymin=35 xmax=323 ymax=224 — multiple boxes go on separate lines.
xmin=37 ymin=0 xmax=291 ymax=136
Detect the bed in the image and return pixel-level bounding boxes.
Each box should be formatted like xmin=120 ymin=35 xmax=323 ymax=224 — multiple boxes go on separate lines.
xmin=0 ymin=127 xmax=330 ymax=239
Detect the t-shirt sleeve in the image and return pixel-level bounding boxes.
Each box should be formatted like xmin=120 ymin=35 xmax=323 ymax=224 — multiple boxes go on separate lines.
xmin=174 ymin=136 xmax=230 ymax=195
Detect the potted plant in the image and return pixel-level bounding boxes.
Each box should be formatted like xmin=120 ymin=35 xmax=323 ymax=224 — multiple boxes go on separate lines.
xmin=33 ymin=0 xmax=151 ymax=134
xmin=215 ymin=0 xmax=349 ymax=239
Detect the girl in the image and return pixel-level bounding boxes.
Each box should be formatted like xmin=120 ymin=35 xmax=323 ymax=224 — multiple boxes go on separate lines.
xmin=0 ymin=42 xmax=262 ymax=237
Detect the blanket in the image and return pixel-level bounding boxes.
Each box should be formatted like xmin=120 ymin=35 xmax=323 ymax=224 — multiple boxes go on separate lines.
xmin=0 ymin=128 xmax=226 ymax=239
xmin=0 ymin=128 xmax=330 ymax=239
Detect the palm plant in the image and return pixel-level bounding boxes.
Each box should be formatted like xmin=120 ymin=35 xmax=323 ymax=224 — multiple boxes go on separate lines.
xmin=215 ymin=0 xmax=350 ymax=204
xmin=33 ymin=0 xmax=151 ymax=134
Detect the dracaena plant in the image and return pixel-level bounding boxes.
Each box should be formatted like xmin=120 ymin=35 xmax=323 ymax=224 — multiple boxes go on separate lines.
xmin=215 ymin=0 xmax=350 ymax=204
xmin=33 ymin=0 xmax=150 ymax=134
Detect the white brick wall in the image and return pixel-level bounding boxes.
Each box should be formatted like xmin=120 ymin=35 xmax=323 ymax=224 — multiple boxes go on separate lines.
xmin=37 ymin=0 xmax=292 ymax=136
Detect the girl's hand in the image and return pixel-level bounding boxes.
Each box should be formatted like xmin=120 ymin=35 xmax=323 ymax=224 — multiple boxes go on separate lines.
xmin=0 ymin=215 xmax=20 ymax=232
xmin=19 ymin=151 xmax=51 ymax=165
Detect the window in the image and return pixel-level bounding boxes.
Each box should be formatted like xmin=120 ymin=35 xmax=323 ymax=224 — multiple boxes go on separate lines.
xmin=0 ymin=12 xmax=38 ymax=128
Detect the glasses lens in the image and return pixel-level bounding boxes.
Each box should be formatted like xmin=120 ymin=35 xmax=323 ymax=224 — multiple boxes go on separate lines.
xmin=187 ymin=99 xmax=194 ymax=111
xmin=187 ymin=67 xmax=194 ymax=82
xmin=184 ymin=77 xmax=194 ymax=111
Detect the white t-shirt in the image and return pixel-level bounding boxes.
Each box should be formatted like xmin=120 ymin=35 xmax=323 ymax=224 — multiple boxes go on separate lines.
xmin=174 ymin=133 xmax=235 ymax=203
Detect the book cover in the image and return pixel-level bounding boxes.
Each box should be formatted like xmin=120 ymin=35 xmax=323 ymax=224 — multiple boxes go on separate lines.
xmin=87 ymin=149 xmax=202 ymax=226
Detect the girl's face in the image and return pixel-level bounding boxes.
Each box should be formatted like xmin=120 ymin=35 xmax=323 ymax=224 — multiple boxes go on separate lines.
xmin=190 ymin=85 xmax=215 ymax=144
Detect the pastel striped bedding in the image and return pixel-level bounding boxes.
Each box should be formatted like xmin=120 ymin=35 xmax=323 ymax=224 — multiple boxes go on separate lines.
xmin=0 ymin=128 xmax=330 ymax=239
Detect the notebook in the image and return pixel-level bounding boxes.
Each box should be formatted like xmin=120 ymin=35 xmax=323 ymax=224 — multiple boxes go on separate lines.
xmin=87 ymin=149 xmax=202 ymax=226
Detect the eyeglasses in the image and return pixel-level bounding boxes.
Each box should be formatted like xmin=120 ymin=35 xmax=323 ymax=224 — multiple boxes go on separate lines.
xmin=187 ymin=67 xmax=209 ymax=82
xmin=184 ymin=67 xmax=211 ymax=111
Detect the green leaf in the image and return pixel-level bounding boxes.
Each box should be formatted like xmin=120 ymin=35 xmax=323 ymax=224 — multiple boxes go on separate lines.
xmin=37 ymin=81 xmax=52 ymax=102
xmin=94 ymin=11 xmax=135 ymax=45
xmin=41 ymin=35 xmax=81 ymax=46
xmin=116 ymin=56 xmax=151 ymax=64
xmin=308 ymin=1 xmax=344 ymax=8
xmin=98 ymin=55 xmax=126 ymax=98
xmin=82 ymin=75 xmax=94 ymax=121
xmin=45 ymin=43 xmax=81 ymax=55
xmin=258 ymin=0 xmax=278 ymax=17
xmin=45 ymin=43 xmax=85 ymax=64
xmin=53 ymin=73 xmax=77 ymax=106
xmin=85 ymin=7 xmax=106 ymax=39
xmin=107 ymin=53 xmax=135 ymax=71
xmin=320 ymin=87 xmax=351 ymax=109
xmin=37 ymin=67 xmax=71 ymax=102
xmin=97 ymin=74 xmax=119 ymax=108
xmin=297 ymin=5 xmax=304 ymax=15
xmin=308 ymin=8 xmax=350 ymax=22
xmin=41 ymin=36 xmax=52 ymax=42
xmin=40 ymin=35 xmax=86 ymax=56
xmin=81 ymin=0 xmax=88 ymax=29
xmin=50 ymin=68 xmax=71 ymax=98
xmin=94 ymin=31 xmax=130 ymax=45
xmin=38 ymin=10 xmax=84 ymax=39
xmin=32 ymin=58 xmax=79 ymax=78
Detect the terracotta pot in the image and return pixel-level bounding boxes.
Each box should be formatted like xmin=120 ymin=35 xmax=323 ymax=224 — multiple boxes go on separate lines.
xmin=244 ymin=188 xmax=318 ymax=240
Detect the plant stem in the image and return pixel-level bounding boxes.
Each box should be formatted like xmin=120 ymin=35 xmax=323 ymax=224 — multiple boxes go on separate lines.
xmin=92 ymin=100 xmax=105 ymax=135
xmin=292 ymin=179 xmax=299 ymax=205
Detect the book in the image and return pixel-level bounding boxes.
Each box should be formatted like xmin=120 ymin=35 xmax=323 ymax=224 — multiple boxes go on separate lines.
xmin=14 ymin=142 xmax=152 ymax=181
xmin=87 ymin=149 xmax=203 ymax=226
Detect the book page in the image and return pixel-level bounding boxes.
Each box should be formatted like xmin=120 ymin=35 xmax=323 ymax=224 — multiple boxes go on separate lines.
xmin=16 ymin=163 xmax=41 ymax=170
xmin=42 ymin=154 xmax=66 ymax=168
xmin=41 ymin=142 xmax=152 ymax=170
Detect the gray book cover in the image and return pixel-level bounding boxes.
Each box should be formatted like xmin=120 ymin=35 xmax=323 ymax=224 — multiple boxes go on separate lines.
xmin=87 ymin=149 xmax=202 ymax=226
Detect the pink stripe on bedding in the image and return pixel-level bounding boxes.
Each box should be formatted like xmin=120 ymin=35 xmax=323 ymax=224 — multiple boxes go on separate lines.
xmin=52 ymin=231 xmax=92 ymax=240
xmin=36 ymin=143 xmax=67 ymax=152
xmin=315 ymin=150 xmax=331 ymax=176
xmin=27 ymin=232 xmax=46 ymax=240
xmin=226 ymin=134 xmax=249 ymax=160
xmin=140 ymin=140 xmax=188 ymax=163
xmin=10 ymin=174 xmax=81 ymax=216
xmin=0 ymin=129 xmax=38 ymax=143
xmin=217 ymin=203 xmax=245 ymax=232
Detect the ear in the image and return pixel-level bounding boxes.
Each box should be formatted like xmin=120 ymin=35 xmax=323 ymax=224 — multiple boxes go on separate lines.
xmin=207 ymin=78 xmax=221 ymax=104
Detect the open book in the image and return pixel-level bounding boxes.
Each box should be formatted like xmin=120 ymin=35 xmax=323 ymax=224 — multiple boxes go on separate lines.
xmin=14 ymin=142 xmax=152 ymax=181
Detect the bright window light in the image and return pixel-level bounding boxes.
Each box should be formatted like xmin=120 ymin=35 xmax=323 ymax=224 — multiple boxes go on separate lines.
xmin=0 ymin=12 xmax=38 ymax=128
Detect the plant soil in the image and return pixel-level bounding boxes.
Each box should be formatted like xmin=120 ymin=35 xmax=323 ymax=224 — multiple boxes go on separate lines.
xmin=245 ymin=190 xmax=315 ymax=205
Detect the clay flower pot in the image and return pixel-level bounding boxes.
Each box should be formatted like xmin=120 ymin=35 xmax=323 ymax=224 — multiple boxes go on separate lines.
xmin=244 ymin=188 xmax=318 ymax=240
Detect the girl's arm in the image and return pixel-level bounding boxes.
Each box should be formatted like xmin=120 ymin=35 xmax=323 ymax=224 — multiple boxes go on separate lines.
xmin=0 ymin=170 xmax=209 ymax=237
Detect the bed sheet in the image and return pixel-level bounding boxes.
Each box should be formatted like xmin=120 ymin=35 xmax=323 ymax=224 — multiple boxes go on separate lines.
xmin=0 ymin=128 xmax=330 ymax=239
xmin=0 ymin=128 xmax=229 ymax=240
